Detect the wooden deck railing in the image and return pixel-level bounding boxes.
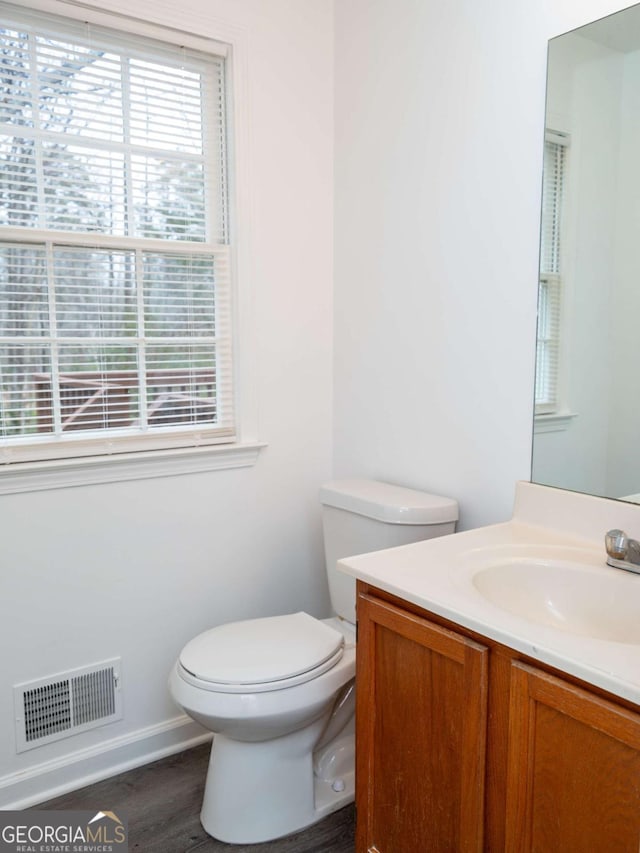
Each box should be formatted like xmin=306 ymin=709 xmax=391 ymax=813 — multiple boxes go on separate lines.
xmin=32 ymin=369 xmax=216 ymax=432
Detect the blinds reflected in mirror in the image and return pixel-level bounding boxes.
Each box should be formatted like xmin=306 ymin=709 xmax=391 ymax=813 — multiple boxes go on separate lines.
xmin=535 ymin=133 xmax=568 ymax=413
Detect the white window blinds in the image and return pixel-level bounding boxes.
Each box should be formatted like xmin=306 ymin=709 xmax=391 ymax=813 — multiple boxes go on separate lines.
xmin=535 ymin=133 xmax=567 ymax=414
xmin=0 ymin=3 xmax=234 ymax=463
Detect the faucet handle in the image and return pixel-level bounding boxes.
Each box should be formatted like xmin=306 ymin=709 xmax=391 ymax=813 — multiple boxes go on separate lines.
xmin=605 ymin=529 xmax=628 ymax=559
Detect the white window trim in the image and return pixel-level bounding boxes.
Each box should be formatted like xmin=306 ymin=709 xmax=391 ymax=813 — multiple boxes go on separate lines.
xmin=534 ymin=112 xmax=572 ymax=435
xmin=534 ymin=126 xmax=575 ymax=433
xmin=533 ymin=410 xmax=577 ymax=434
xmin=535 ymin=131 xmax=568 ymax=416
xmin=0 ymin=0 xmax=264 ymax=493
xmin=0 ymin=442 xmax=265 ymax=494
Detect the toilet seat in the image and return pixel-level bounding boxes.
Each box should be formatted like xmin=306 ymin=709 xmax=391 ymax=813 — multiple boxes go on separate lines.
xmin=178 ymin=612 xmax=345 ymax=694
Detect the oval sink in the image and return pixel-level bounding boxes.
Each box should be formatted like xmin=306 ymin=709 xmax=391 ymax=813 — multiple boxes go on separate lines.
xmin=472 ymin=559 xmax=640 ymax=644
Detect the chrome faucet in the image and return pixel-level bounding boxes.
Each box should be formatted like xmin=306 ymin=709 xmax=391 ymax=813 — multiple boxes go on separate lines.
xmin=605 ymin=529 xmax=640 ymax=574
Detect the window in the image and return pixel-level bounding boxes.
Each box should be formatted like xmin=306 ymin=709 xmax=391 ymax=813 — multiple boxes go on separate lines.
xmin=0 ymin=3 xmax=234 ymax=465
xmin=535 ymin=132 xmax=568 ymax=415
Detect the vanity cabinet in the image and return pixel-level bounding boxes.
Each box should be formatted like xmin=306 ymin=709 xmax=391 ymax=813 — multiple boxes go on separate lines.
xmin=355 ymin=592 xmax=489 ymax=852
xmin=356 ymin=583 xmax=640 ymax=853
xmin=506 ymin=662 xmax=640 ymax=852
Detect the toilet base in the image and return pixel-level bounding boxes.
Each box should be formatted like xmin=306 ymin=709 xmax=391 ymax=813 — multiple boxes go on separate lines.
xmin=200 ymin=720 xmax=355 ymax=844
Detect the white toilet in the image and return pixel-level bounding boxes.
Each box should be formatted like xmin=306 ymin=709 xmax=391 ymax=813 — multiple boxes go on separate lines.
xmin=168 ymin=479 xmax=458 ymax=844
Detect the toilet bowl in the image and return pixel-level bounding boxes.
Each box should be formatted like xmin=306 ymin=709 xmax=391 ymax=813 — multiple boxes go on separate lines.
xmin=169 ymin=613 xmax=355 ymax=843
xmin=169 ymin=479 xmax=458 ymax=844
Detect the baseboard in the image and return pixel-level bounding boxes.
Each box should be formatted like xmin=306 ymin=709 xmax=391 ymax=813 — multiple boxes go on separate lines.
xmin=0 ymin=714 xmax=212 ymax=810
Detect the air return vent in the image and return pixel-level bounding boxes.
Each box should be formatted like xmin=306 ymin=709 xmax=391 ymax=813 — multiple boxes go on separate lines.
xmin=14 ymin=659 xmax=122 ymax=752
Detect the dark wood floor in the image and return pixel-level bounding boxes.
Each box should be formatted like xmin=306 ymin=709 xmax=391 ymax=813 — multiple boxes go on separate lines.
xmin=37 ymin=742 xmax=355 ymax=853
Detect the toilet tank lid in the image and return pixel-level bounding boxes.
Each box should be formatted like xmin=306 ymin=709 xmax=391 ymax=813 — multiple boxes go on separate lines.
xmin=319 ymin=479 xmax=458 ymax=525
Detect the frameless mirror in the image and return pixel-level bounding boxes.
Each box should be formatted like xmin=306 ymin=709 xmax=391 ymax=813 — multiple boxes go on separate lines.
xmin=531 ymin=3 xmax=640 ymax=502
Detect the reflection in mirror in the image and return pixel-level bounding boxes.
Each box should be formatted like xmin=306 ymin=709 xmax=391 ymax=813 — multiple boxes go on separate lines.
xmin=531 ymin=4 xmax=640 ymax=503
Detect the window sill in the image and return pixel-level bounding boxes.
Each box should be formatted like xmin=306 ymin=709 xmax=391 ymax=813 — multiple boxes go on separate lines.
xmin=533 ymin=411 xmax=578 ymax=434
xmin=0 ymin=442 xmax=266 ymax=495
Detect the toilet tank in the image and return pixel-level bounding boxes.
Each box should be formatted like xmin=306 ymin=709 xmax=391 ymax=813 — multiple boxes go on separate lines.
xmin=319 ymin=479 xmax=458 ymax=624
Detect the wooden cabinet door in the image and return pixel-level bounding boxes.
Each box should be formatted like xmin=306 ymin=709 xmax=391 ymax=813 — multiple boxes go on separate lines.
xmin=506 ymin=661 xmax=640 ymax=852
xmin=356 ymin=592 xmax=488 ymax=853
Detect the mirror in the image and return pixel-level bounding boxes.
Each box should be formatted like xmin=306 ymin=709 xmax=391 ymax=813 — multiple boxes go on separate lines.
xmin=531 ymin=4 xmax=640 ymax=502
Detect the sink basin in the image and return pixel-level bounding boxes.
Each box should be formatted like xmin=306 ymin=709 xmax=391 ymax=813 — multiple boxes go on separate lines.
xmin=471 ymin=558 xmax=640 ymax=644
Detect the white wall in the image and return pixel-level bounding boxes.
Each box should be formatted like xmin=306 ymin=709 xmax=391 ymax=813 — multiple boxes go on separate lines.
xmin=333 ymin=0 xmax=630 ymax=531
xmin=0 ymin=0 xmax=334 ymax=806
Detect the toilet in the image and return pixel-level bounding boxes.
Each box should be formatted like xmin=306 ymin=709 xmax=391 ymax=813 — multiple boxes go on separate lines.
xmin=168 ymin=479 xmax=458 ymax=844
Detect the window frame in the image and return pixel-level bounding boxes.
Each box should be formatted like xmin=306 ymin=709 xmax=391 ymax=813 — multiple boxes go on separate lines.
xmin=0 ymin=0 xmax=262 ymax=492
xmin=534 ymin=130 xmax=571 ymax=424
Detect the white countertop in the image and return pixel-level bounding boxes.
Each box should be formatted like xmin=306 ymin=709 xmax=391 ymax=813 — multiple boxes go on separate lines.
xmin=338 ymin=482 xmax=640 ymax=706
